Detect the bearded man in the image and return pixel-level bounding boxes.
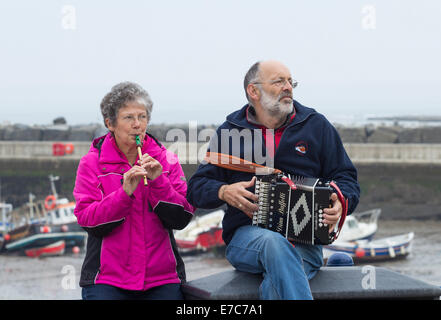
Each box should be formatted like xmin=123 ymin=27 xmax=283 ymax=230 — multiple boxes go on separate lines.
xmin=186 ymin=60 xmax=360 ymax=300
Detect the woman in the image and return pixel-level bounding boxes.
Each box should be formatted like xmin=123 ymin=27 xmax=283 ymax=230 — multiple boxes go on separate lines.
xmin=73 ymin=82 xmax=194 ymax=300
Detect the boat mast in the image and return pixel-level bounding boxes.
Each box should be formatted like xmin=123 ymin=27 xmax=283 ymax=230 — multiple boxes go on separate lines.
xmin=48 ymin=175 xmax=59 ymax=200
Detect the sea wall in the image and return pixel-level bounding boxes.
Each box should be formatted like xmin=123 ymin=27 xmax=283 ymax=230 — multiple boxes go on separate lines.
xmin=1 ymin=122 xmax=441 ymax=144
xmin=1 ymin=157 xmax=441 ymax=220
xmin=1 ymin=120 xmax=441 ymax=219
xmin=2 ymin=142 xmax=441 ymax=165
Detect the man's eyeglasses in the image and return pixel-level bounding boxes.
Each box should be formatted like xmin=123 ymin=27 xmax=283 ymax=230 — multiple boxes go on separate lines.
xmin=252 ymin=79 xmax=298 ymax=88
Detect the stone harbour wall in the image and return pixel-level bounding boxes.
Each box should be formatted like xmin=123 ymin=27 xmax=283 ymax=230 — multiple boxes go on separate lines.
xmin=1 ymin=121 xmax=441 ymax=144
xmin=1 ymin=159 xmax=440 ymax=220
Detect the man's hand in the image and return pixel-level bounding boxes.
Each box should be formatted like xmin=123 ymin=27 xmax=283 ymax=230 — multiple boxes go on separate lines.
xmin=218 ymin=177 xmax=259 ymax=218
xmin=323 ymin=193 xmax=342 ymax=233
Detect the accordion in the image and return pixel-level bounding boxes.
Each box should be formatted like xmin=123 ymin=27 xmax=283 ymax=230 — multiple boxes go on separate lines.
xmin=252 ymin=173 xmax=346 ymax=245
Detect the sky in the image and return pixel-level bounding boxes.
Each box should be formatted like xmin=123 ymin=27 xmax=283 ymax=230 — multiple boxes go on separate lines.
xmin=0 ymin=0 xmax=440 ymax=126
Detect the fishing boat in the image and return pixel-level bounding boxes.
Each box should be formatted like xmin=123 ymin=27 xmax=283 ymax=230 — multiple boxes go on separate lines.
xmin=24 ymin=240 xmax=66 ymax=258
xmin=174 ymin=209 xmax=225 ymax=254
xmin=40 ymin=196 xmax=86 ymax=249
xmin=2 ymin=202 xmax=85 ymax=253
xmin=0 ymin=202 xmax=13 ymax=250
xmin=31 ymin=175 xmax=86 ymax=248
xmin=1 ymin=175 xmax=86 ymax=254
xmin=335 ymin=208 xmax=380 ymax=242
xmin=324 ymin=232 xmax=414 ymax=262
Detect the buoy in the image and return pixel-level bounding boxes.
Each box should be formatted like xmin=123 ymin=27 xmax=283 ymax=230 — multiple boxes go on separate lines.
xmin=355 ymin=247 xmax=365 ymax=258
xmin=72 ymin=246 xmax=80 ymax=254
xmin=61 ymin=225 xmax=69 ymax=232
xmin=40 ymin=225 xmax=51 ymax=233
xmin=4 ymin=234 xmax=10 ymax=241
xmin=64 ymin=143 xmax=74 ymax=155
xmin=44 ymin=195 xmax=57 ymax=210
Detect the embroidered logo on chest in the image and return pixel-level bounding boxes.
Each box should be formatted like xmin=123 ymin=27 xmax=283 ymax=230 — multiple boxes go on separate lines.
xmin=295 ymin=141 xmax=308 ymax=156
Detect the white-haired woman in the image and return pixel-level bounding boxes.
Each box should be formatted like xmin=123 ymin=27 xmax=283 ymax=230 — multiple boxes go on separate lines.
xmin=73 ymin=82 xmax=194 ymax=300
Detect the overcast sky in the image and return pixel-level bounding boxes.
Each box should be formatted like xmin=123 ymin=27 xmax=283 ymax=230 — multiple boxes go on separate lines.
xmin=1 ymin=0 xmax=440 ymax=126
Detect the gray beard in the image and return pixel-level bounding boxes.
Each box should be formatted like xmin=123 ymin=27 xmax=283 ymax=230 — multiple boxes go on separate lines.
xmin=260 ymin=90 xmax=293 ymax=120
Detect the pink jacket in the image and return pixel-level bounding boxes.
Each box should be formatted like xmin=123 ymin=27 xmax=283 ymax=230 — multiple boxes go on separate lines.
xmin=73 ymin=132 xmax=194 ymax=291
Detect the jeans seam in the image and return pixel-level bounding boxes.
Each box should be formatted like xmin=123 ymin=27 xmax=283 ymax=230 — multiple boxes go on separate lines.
xmin=227 ymin=244 xmax=261 ymax=254
xmin=226 ymin=244 xmax=262 ymax=273
xmin=260 ymin=274 xmax=281 ymax=300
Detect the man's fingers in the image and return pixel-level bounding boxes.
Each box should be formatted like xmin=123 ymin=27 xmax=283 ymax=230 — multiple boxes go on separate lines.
xmin=237 ymin=198 xmax=259 ymax=212
xmin=244 ymin=176 xmax=256 ymax=188
xmin=242 ymin=189 xmax=259 ymax=202
xmin=222 ymin=177 xmax=260 ymax=218
xmin=238 ymin=176 xmax=256 ymax=190
xmin=322 ymin=193 xmax=342 ymax=226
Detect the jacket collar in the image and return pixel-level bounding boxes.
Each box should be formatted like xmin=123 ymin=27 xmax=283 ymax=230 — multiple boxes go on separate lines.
xmin=226 ymin=99 xmax=316 ymax=129
xmin=91 ymin=132 xmax=163 ymax=165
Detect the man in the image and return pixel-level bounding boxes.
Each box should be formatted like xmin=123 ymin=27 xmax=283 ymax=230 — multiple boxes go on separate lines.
xmin=186 ymin=60 xmax=360 ymax=300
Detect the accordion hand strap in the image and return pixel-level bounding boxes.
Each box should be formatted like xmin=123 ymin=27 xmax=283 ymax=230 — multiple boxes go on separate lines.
xmin=329 ymin=181 xmax=348 ymax=241
xmin=281 ymin=176 xmax=297 ymax=190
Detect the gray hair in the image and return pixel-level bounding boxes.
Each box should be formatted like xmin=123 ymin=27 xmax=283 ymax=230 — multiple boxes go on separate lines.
xmin=100 ymin=81 xmax=153 ymax=128
xmin=243 ymin=61 xmax=261 ymax=102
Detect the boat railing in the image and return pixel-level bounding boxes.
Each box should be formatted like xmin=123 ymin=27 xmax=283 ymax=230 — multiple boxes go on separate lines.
xmin=352 ymin=208 xmax=381 ymax=224
xmin=7 ymin=200 xmax=49 ymax=231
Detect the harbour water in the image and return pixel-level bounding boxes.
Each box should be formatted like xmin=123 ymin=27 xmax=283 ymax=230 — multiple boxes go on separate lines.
xmin=0 ymin=219 xmax=440 ymax=300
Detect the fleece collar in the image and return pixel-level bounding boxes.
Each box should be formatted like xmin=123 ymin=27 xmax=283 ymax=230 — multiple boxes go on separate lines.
xmin=91 ymin=132 xmax=163 ymax=165
xmin=226 ymin=99 xmax=316 ymax=129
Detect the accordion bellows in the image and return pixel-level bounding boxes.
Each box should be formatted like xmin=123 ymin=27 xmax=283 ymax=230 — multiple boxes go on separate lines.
xmin=252 ymin=173 xmax=334 ymax=245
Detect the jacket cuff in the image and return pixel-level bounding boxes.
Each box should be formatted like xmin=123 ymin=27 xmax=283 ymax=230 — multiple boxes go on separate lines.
xmin=147 ymin=173 xmax=169 ymax=189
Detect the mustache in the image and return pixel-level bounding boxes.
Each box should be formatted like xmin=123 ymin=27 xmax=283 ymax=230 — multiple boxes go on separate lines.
xmin=278 ymin=91 xmax=293 ymax=100
xmin=278 ymin=93 xmax=293 ymax=101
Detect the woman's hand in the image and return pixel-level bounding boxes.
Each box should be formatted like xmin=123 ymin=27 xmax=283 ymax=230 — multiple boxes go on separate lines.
xmin=123 ymin=166 xmax=148 ymax=196
xmin=138 ymin=153 xmax=163 ymax=181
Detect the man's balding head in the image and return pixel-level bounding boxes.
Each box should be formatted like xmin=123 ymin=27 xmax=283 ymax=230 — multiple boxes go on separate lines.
xmin=243 ymin=60 xmax=292 ymax=102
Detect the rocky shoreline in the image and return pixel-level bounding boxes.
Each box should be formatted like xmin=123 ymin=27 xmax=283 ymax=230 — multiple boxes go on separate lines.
xmin=1 ymin=118 xmax=441 ymax=143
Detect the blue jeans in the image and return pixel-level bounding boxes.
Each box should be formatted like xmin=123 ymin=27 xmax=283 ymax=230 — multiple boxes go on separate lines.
xmin=225 ymin=225 xmax=323 ymax=300
xmin=82 ymin=283 xmax=184 ymax=300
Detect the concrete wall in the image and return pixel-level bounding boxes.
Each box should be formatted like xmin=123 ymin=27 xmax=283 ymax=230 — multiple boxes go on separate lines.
xmin=344 ymin=144 xmax=441 ymax=164
xmin=1 ymin=153 xmax=441 ymax=219
xmin=2 ymin=141 xmax=441 ymax=165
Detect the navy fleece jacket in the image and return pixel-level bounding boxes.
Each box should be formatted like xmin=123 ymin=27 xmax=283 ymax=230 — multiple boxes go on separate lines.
xmin=187 ymin=100 xmax=360 ymax=245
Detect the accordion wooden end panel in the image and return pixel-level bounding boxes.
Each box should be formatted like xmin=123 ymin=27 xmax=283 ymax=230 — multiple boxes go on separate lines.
xmin=252 ymin=173 xmax=333 ymax=245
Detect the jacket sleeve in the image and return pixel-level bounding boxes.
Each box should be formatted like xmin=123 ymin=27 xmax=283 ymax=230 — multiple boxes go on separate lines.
xmin=186 ymin=125 xmax=231 ymax=209
xmin=186 ymin=162 xmax=229 ymax=209
xmin=73 ymin=157 xmax=134 ymax=237
xmin=148 ymin=150 xmax=194 ymax=230
xmin=319 ymin=117 xmax=361 ymax=215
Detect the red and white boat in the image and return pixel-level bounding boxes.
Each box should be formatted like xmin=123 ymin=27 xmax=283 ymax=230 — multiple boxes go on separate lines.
xmin=24 ymin=240 xmax=66 ymax=258
xmin=174 ymin=210 xmax=225 ymax=254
